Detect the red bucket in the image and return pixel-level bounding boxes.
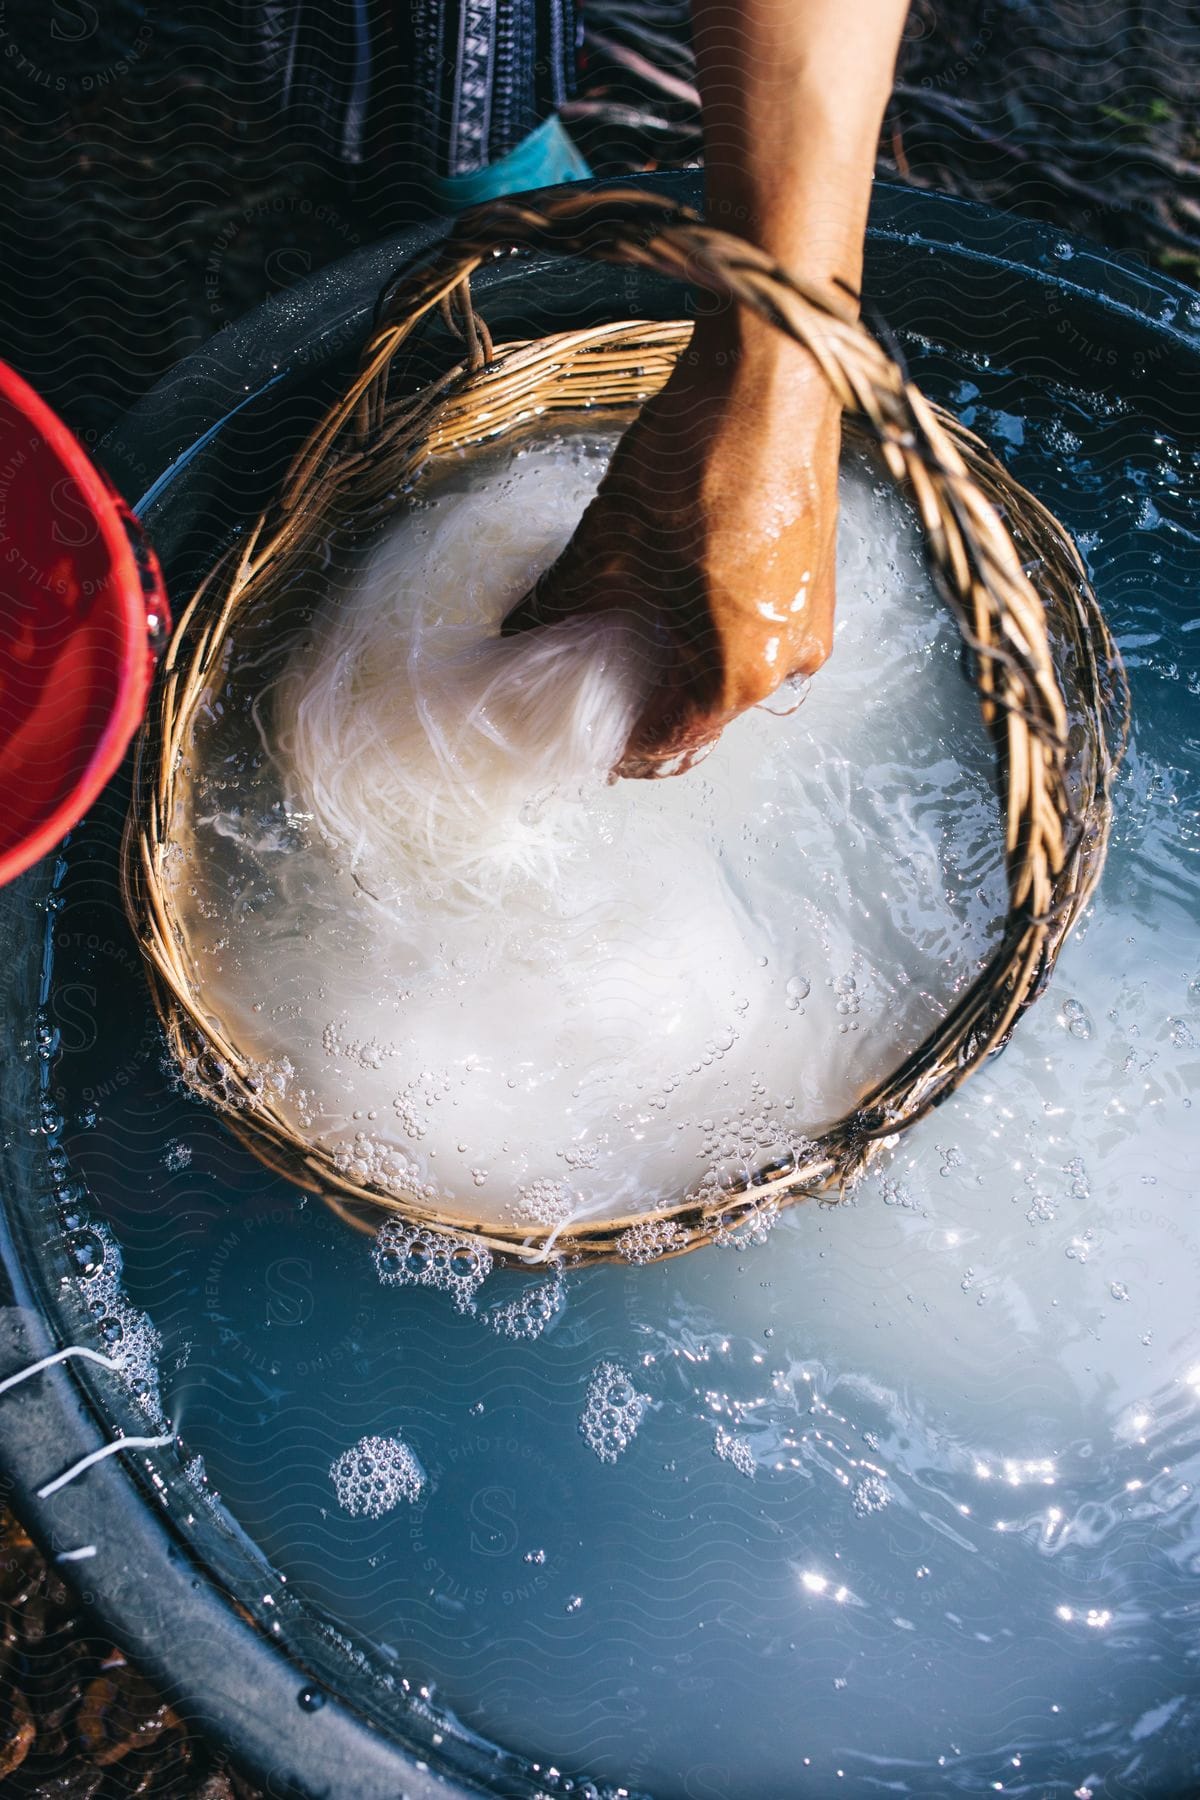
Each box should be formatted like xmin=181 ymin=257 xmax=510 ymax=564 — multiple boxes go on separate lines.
xmin=0 ymin=361 xmax=168 ymax=887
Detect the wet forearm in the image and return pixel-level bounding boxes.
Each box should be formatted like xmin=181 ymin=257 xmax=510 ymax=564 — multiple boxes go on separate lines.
xmin=693 ymin=0 xmax=909 ymax=293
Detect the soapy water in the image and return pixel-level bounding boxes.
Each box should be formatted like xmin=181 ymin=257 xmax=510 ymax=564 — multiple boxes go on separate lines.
xmin=478 ymin=1271 xmax=567 ymax=1342
xmin=371 ymin=1215 xmax=567 ymax=1339
xmin=172 ymin=426 xmax=1005 ymax=1226
xmin=579 ymin=1362 xmax=649 ymax=1465
xmin=329 ymin=1433 xmax=426 ymax=1519
xmin=30 ymin=352 xmax=1200 ymax=1798
xmin=58 ymin=1219 xmax=165 ymax=1430
xmin=712 ymin=1425 xmax=756 ymax=1480
xmin=373 ymin=1218 xmax=494 ymax=1313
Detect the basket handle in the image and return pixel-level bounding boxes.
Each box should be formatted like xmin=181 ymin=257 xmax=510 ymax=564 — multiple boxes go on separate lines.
xmin=301 ymin=184 xmax=1075 ymax=923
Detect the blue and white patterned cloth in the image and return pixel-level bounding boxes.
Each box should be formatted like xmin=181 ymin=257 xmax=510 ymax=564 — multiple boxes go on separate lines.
xmin=397 ymin=0 xmax=587 ymax=193
xmin=246 ymin=0 xmax=589 ymax=206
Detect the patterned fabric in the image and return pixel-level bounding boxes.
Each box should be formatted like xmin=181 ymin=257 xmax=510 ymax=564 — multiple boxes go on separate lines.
xmin=392 ymin=0 xmax=582 ymax=179
xmin=238 ymin=2 xmax=581 ymax=184
xmin=247 ymin=0 xmax=376 ymax=165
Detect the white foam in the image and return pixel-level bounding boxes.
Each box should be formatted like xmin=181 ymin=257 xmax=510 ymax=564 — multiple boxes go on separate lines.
xmin=580 ymin=1361 xmax=649 ymax=1464
xmin=329 ymin=1433 xmax=426 ymax=1518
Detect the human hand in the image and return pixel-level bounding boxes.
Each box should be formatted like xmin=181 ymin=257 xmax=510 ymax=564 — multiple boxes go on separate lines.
xmin=501 ymin=313 xmax=842 ymax=776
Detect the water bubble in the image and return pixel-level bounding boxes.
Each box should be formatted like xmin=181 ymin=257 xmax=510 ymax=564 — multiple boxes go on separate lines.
xmin=523 ymin=1548 xmax=546 ymax=1565
xmin=616 ymin=1218 xmax=686 ymax=1264
xmin=1109 ymin=1282 xmax=1130 ymax=1302
xmin=881 ymin=1177 xmax=918 ymax=1210
xmin=1168 ymin=1017 xmax=1196 ymax=1049
xmin=1061 ymin=998 xmax=1093 ymax=1040
xmin=852 ymin=1475 xmax=891 ymax=1517
xmin=785 ymin=975 xmax=811 ymax=1012
xmin=714 ymin=1427 xmax=756 ymax=1478
xmin=66 ymin=1230 xmax=105 ymax=1279
xmin=373 ymin=1221 xmax=492 ymax=1313
xmin=38 ymin=1104 xmax=64 ymax=1137
xmin=937 ymin=1145 xmax=964 ymax=1178
xmin=559 ymin=1141 xmax=599 ymax=1173
xmin=713 ymin=1198 xmax=779 ymax=1251
xmin=513 ymin=1177 xmax=573 ymax=1226
xmin=1026 ymin=1190 xmax=1056 ymax=1225
xmin=483 ymin=1273 xmax=566 ymax=1341
xmin=579 ymin=1361 xmax=648 ymax=1465
xmin=1063 ymin=1157 xmax=1090 ymax=1200
xmin=329 ymin=1433 xmax=425 ymax=1518
xmin=833 ymin=973 xmax=860 ymax=1018
xmin=65 ymin=1223 xmax=164 ymax=1422
xmin=333 ymin=1132 xmax=437 ymax=1205
xmin=297 ymin=1687 xmax=326 ymax=1712
xmin=757 ymin=672 xmax=811 ymax=716
xmin=565 ymin=1595 xmax=584 ymax=1614
xmin=393 ymin=1069 xmax=452 ymax=1139
xmin=1044 ymin=419 xmax=1083 ymax=457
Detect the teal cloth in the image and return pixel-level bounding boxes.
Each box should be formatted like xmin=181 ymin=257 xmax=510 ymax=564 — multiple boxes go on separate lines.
xmin=429 ymin=115 xmax=592 ymax=210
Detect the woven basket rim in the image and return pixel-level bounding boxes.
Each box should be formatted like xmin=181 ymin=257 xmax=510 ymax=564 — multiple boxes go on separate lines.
xmin=124 ymin=189 xmax=1128 ymax=1267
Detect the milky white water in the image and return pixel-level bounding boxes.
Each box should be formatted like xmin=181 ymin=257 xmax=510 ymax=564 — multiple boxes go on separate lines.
xmin=173 ymin=427 xmax=1003 ymax=1226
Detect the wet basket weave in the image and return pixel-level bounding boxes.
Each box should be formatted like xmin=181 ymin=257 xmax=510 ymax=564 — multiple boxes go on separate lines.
xmin=124 ymin=187 xmax=1128 ymax=1264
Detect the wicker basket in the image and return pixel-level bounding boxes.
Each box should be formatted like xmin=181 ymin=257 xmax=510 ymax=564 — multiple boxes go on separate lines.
xmin=124 ymin=186 xmax=1128 ymax=1265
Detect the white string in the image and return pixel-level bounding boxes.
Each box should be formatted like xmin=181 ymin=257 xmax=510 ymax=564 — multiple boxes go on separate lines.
xmin=277 ymin=605 xmax=652 ymax=914
xmin=56 ymin=1545 xmax=98 ymax=1562
xmin=37 ymin=1430 xmax=176 ymax=1500
xmin=0 ymin=1344 xmax=125 ymax=1398
xmin=539 ymin=1219 xmax=569 ymax=1262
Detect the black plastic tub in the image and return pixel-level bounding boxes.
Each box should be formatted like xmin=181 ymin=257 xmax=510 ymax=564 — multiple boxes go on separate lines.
xmin=2 ymin=172 xmax=1199 ymax=1799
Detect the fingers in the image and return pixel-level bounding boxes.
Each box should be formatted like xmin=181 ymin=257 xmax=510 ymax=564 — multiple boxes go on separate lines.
xmin=613 ymin=669 xmax=730 ymax=780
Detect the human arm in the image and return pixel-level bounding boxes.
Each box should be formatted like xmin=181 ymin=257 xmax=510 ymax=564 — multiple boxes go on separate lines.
xmin=502 ymin=0 xmax=910 ymax=774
